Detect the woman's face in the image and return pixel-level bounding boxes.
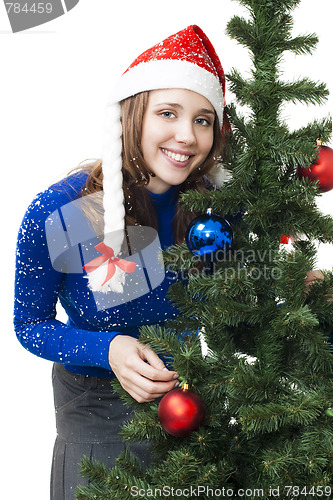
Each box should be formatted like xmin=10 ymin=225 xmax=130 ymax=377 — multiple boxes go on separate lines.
xmin=141 ymin=89 xmax=215 ymax=194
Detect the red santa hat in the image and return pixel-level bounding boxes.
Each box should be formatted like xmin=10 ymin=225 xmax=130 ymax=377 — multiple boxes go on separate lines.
xmin=86 ymin=25 xmax=230 ymax=293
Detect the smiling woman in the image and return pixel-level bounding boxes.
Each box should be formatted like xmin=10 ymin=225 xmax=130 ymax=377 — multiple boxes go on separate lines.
xmin=13 ymin=24 xmax=230 ymax=499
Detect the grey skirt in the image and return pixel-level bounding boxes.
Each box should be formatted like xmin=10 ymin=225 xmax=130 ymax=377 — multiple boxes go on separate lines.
xmin=50 ymin=363 xmax=151 ymax=500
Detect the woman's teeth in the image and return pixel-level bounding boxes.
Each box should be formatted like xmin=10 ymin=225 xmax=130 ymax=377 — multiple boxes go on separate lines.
xmin=161 ymin=148 xmax=190 ymax=162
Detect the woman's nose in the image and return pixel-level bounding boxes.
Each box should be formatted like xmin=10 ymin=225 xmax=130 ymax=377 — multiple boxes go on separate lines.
xmin=174 ymin=120 xmax=196 ymax=145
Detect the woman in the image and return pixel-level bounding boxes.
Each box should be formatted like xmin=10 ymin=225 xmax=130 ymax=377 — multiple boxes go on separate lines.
xmin=14 ymin=25 xmax=229 ymax=499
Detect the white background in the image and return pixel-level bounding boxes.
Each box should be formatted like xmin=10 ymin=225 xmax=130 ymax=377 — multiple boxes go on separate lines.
xmin=1 ymin=0 xmax=332 ymax=497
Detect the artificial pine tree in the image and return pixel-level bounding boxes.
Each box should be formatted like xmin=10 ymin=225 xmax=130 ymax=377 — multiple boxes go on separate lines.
xmin=76 ymin=0 xmax=333 ymax=498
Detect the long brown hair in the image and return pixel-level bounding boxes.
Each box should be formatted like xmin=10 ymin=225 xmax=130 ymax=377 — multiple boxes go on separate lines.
xmin=79 ymin=91 xmax=225 ymax=244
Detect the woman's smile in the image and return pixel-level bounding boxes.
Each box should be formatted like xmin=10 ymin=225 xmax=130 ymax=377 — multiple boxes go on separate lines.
xmin=160 ymin=147 xmax=194 ymax=167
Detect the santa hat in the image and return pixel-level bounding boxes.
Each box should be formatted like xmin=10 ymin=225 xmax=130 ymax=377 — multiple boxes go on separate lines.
xmin=84 ymin=25 xmax=230 ymax=293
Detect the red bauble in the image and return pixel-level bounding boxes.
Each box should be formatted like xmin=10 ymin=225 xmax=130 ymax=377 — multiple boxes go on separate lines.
xmin=297 ymin=145 xmax=333 ymax=193
xmin=157 ymin=386 xmax=206 ymax=437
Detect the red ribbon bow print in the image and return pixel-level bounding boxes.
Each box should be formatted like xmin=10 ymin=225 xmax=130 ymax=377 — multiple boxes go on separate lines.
xmin=83 ymin=242 xmax=137 ymax=287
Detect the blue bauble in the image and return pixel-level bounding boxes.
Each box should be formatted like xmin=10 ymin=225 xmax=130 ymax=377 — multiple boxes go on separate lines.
xmin=186 ymin=210 xmax=233 ymax=262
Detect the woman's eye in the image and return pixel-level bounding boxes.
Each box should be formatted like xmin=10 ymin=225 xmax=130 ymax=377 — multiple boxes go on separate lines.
xmin=196 ymin=118 xmax=211 ymax=126
xmin=161 ymin=111 xmax=175 ymax=118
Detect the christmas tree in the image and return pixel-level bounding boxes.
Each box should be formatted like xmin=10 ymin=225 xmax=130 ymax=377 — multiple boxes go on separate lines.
xmin=76 ymin=0 xmax=333 ymax=498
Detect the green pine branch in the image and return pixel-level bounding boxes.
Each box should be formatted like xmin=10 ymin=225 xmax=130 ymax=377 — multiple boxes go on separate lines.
xmin=284 ymin=33 xmax=319 ymax=55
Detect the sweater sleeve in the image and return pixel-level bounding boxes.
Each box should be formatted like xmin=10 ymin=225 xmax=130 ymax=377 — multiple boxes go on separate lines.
xmin=13 ymin=189 xmax=118 ymax=371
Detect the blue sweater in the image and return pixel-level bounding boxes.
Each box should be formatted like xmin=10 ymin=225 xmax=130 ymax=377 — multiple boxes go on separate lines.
xmin=14 ymin=172 xmax=180 ymax=377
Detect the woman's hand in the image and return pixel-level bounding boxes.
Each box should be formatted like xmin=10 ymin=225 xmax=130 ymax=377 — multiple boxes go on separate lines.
xmin=108 ymin=335 xmax=179 ymax=403
xmin=305 ymin=269 xmax=332 ymax=301
xmin=305 ymin=270 xmax=325 ymax=289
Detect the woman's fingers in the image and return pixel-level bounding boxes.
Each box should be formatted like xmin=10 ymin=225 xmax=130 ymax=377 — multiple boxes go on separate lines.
xmin=121 ymin=359 xmax=178 ymax=399
xmin=138 ymin=343 xmax=167 ymax=370
xmin=121 ymin=372 xmax=179 ymax=403
xmin=108 ymin=335 xmax=179 ymax=403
